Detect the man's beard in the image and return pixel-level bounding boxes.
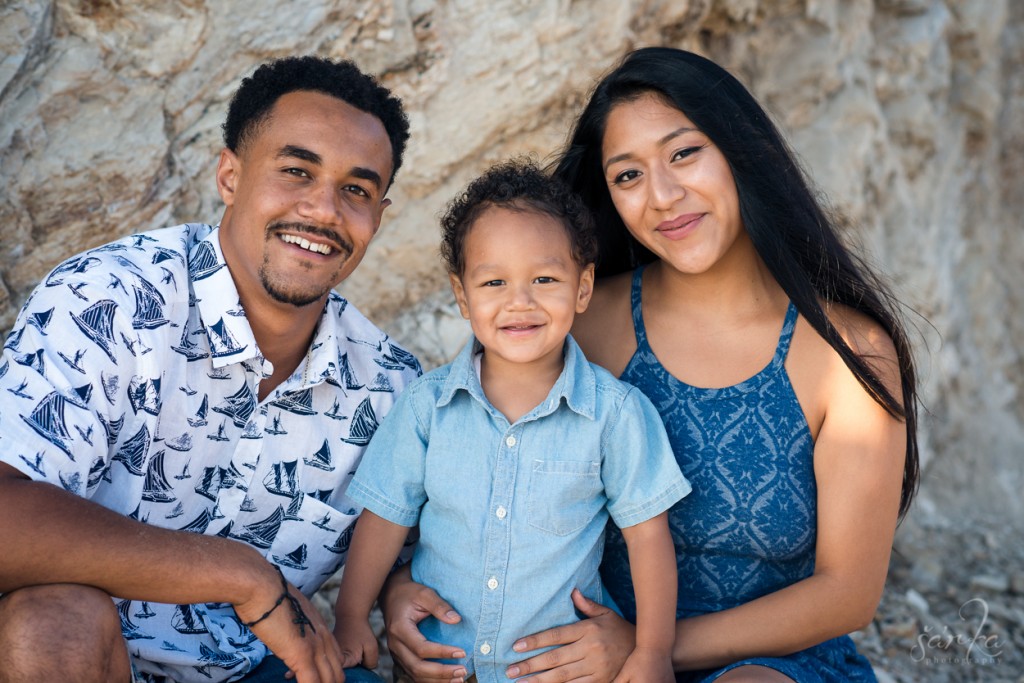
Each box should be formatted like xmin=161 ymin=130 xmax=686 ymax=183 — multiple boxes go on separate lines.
xmin=259 ymin=222 xmax=353 ymax=307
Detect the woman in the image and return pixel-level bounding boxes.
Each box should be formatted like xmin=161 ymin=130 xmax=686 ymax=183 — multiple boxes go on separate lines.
xmin=381 ymin=47 xmax=919 ymax=682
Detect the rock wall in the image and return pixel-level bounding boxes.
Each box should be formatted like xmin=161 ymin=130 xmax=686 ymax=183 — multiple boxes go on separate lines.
xmin=1 ymin=0 xmax=1021 ymax=531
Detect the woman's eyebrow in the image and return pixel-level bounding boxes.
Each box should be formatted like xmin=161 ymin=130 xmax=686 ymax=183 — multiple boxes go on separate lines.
xmin=603 ymin=126 xmax=697 ymax=172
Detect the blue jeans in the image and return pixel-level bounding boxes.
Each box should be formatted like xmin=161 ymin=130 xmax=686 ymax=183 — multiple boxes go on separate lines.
xmin=241 ymin=654 xmax=383 ymax=682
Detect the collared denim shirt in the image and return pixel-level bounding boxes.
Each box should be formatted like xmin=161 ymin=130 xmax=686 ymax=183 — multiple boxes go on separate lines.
xmin=349 ymin=335 xmax=690 ymax=682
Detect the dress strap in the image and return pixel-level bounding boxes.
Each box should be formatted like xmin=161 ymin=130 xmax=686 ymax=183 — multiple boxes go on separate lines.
xmin=775 ymin=302 xmax=800 ymax=362
xmin=629 ymin=265 xmax=648 ymax=347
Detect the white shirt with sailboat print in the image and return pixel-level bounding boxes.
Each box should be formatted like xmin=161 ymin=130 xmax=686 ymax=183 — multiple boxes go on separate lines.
xmin=0 ymin=223 xmax=421 ymax=682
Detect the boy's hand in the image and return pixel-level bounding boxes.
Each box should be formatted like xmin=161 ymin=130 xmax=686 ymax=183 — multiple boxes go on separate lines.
xmin=333 ymin=615 xmax=380 ymax=670
xmin=610 ymin=647 xmax=673 ymax=683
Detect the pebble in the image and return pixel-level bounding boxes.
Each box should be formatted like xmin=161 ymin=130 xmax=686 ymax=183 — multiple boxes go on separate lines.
xmin=970 ymin=573 xmax=1011 ymax=593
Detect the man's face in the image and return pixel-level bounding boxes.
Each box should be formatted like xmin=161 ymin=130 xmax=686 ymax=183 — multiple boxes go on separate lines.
xmin=215 ymin=90 xmax=394 ymax=311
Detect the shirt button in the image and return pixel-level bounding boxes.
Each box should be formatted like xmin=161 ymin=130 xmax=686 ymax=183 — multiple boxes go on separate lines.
xmin=487 ymin=577 xmax=498 ymax=590
xmin=505 ymin=435 xmax=516 ymax=447
xmin=495 ymin=506 xmax=507 ymax=519
xmin=480 ymin=642 xmax=491 ymax=655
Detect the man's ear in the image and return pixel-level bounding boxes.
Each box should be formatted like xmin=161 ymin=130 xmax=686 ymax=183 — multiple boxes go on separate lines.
xmin=216 ymin=148 xmax=241 ymax=207
xmin=449 ymin=273 xmax=470 ymax=320
xmin=372 ymin=197 xmax=393 ymax=236
xmin=576 ymin=263 xmax=595 ymax=314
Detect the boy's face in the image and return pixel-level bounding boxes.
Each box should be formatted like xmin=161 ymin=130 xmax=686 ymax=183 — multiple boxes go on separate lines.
xmin=450 ymin=206 xmax=594 ymax=373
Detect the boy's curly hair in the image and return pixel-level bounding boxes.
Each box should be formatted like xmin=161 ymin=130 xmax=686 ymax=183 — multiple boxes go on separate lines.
xmin=440 ymin=158 xmax=598 ymax=275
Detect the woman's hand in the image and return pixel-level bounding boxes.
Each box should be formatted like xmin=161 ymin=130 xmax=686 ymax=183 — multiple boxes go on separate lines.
xmin=504 ymin=589 xmax=636 ymax=682
xmin=380 ymin=565 xmax=466 ymax=682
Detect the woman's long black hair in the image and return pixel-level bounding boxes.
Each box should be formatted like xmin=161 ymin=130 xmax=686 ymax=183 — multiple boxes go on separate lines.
xmin=553 ymin=47 xmax=920 ymax=519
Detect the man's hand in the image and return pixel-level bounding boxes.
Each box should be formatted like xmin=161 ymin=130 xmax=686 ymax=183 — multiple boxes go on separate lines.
xmin=380 ymin=566 xmax=466 ymax=682
xmin=234 ymin=568 xmax=344 ymax=683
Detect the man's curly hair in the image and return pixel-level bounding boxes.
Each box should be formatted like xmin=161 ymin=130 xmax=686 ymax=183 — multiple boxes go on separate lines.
xmin=440 ymin=158 xmax=598 ymax=276
xmin=223 ymin=56 xmax=409 ymax=186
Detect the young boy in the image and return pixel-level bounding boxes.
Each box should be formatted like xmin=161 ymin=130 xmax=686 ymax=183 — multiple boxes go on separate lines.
xmin=333 ymin=160 xmax=690 ymax=682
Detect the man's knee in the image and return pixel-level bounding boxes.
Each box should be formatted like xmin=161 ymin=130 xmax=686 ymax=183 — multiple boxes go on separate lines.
xmin=0 ymin=584 xmax=131 ymax=683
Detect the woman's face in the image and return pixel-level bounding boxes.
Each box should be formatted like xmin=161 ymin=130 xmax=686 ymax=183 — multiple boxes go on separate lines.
xmin=601 ymin=92 xmax=744 ymax=276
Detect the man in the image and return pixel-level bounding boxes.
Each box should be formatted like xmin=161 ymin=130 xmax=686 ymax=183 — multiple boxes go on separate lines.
xmin=0 ymin=56 xmax=420 ymax=683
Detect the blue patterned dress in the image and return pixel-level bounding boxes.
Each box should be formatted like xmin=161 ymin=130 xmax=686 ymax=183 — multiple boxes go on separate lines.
xmin=600 ymin=266 xmax=877 ymax=682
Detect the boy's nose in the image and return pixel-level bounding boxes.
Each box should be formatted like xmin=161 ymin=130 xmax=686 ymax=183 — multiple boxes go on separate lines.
xmin=505 ymin=284 xmax=536 ymax=310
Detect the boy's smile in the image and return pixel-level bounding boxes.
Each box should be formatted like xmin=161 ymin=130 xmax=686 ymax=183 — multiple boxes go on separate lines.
xmin=450 ymin=206 xmax=594 ymax=378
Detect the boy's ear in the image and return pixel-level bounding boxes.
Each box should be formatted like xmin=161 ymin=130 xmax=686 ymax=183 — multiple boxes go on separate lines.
xmin=449 ymin=273 xmax=471 ymax=320
xmin=575 ymin=263 xmax=595 ymax=314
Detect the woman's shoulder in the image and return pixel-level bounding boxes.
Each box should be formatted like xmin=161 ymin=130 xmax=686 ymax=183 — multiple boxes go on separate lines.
xmin=572 ymin=271 xmax=636 ymax=376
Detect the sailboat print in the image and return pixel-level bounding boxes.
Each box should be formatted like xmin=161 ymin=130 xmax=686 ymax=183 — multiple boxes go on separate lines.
xmin=70 ymin=299 xmax=119 ymax=363
xmin=304 ymin=439 xmax=335 ymax=471
xmin=142 ymin=451 xmax=176 ymax=503
xmin=262 ymin=460 xmax=298 ymax=497
xmin=74 ymin=423 xmax=94 ymax=446
xmin=313 ymin=512 xmax=335 ymax=532
xmin=339 ymin=353 xmax=364 ymax=391
xmin=241 ymin=420 xmax=263 ymax=439
xmin=187 ymin=395 xmax=209 ymax=428
xmin=112 ymin=424 xmax=150 ymax=476
xmin=165 ymin=432 xmax=193 ymax=452
xmin=195 ymin=642 xmax=245 ymax=677
xmin=231 ymin=505 xmax=284 ymax=549
xmin=211 ymin=383 xmax=256 ymax=428
xmin=240 ymin=495 xmax=258 ymax=512
xmin=27 ymin=306 xmax=54 ymax=334
xmin=171 ymin=604 xmax=208 ymax=634
xmin=18 ymin=452 xmax=45 ymax=476
xmin=324 ymin=398 xmax=347 ymax=421
xmin=59 ymin=348 xmax=87 ymax=373
xmin=208 ymin=318 xmax=247 ymax=359
xmin=283 ymin=491 xmax=304 ymax=522
xmin=194 ymin=467 xmax=224 ymax=501
xmin=171 ymin=325 xmax=210 ymax=361
xmin=308 ymin=488 xmax=333 ymax=503
xmin=45 ymin=255 xmax=100 ymax=287
xmin=15 ymin=348 xmax=45 ymax=375
xmin=101 ymin=372 xmax=119 ymax=404
xmin=207 ymin=420 xmax=230 ymax=442
xmin=367 ymin=372 xmax=394 ymax=393
xmin=174 ymin=461 xmax=192 ymax=480
xmin=264 ymin=413 xmax=287 ymax=435
xmin=130 ymin=278 xmax=169 ymax=328
xmin=268 ymin=388 xmax=316 ymax=416
xmin=87 ymin=457 xmax=109 ymax=489
xmin=324 ymin=524 xmax=355 ymax=556
xmin=165 ymin=501 xmax=185 ymax=519
xmin=151 ymin=246 xmax=184 ymax=266
xmin=188 ymin=240 xmax=224 ymax=281
xmin=19 ymin=391 xmax=77 ymax=457
xmin=117 ymin=599 xmax=155 ymax=640
xmin=134 ymin=602 xmax=157 ymax=619
xmin=127 ymin=376 xmax=161 ymax=416
xmin=341 ymin=397 xmax=378 ymax=446
xmin=179 ymin=508 xmax=213 ymax=534
xmin=98 ymin=412 xmax=124 ymax=445
xmin=273 ymin=543 xmax=308 ymax=570
xmin=59 ymin=470 xmax=82 ymax=495
xmin=207 ymin=365 xmax=231 ymax=380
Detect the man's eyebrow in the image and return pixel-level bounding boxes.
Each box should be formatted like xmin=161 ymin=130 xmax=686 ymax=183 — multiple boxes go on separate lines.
xmin=603 ymin=126 xmax=697 ymax=172
xmin=276 ymin=145 xmax=322 ymax=165
xmin=352 ymin=167 xmax=383 ymax=190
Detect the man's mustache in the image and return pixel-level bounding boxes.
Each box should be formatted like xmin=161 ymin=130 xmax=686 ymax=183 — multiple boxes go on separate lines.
xmin=267 ymin=222 xmax=353 ymax=256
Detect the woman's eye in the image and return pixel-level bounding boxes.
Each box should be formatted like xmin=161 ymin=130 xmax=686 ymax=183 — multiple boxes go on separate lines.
xmin=672 ymin=145 xmax=704 ymax=162
xmin=612 ymin=169 xmax=640 ymax=185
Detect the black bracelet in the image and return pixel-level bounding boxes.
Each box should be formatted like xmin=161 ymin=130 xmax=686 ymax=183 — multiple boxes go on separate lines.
xmin=240 ymin=565 xmax=316 ymax=637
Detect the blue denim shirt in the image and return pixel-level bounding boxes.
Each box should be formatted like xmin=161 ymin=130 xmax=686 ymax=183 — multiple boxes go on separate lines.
xmin=348 ymin=335 xmax=690 ymax=682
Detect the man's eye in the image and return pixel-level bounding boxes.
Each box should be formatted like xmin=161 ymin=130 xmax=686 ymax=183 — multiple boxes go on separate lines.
xmin=345 ymin=185 xmax=369 ymax=198
xmin=284 ymin=167 xmax=310 ymax=178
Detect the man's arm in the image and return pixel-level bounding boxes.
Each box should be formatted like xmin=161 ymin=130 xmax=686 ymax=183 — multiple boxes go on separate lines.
xmin=0 ymin=462 xmax=343 ymax=683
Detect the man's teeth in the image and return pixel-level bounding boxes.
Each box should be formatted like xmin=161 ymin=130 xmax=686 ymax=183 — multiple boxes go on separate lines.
xmin=281 ymin=234 xmax=332 ymax=255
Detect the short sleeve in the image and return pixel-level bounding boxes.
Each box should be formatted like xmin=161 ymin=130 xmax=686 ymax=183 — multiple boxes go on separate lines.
xmin=346 ymin=380 xmax=431 ymax=527
xmin=601 ymin=387 xmax=691 ymax=528
xmin=0 ymin=269 xmax=136 ymax=495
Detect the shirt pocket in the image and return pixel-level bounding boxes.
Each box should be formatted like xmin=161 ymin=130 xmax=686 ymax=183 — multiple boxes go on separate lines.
xmin=527 ymin=459 xmax=602 ymax=536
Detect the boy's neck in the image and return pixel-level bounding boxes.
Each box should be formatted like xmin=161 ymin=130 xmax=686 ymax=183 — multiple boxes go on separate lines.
xmin=479 ymin=351 xmax=564 ymax=424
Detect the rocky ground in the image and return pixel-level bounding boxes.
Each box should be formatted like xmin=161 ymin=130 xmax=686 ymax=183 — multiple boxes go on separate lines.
xmin=312 ymin=513 xmax=1023 ymax=682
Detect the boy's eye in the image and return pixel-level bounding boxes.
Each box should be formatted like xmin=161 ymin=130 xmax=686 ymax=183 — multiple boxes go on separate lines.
xmin=482 ymin=280 xmax=504 ymax=287
xmin=534 ymin=276 xmax=557 ymax=284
